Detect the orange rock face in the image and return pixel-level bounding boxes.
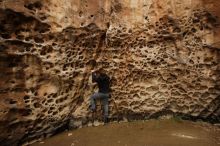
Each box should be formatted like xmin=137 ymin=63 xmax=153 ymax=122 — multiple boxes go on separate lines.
xmin=0 ymin=0 xmax=220 ymax=145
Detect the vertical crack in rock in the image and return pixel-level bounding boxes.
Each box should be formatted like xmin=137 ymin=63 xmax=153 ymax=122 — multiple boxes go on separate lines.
xmin=0 ymin=0 xmax=220 ymax=145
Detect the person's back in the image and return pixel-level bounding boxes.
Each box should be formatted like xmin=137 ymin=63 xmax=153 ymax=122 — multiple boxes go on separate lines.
xmin=92 ymin=72 xmax=110 ymax=93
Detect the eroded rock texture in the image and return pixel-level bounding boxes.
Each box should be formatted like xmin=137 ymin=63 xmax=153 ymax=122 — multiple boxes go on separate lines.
xmin=0 ymin=0 xmax=220 ymax=145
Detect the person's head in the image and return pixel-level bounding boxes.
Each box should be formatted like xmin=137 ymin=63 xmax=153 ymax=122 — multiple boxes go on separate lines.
xmin=90 ymin=59 xmax=96 ymax=67
xmin=92 ymin=67 xmax=105 ymax=76
xmin=97 ymin=68 xmax=105 ymax=74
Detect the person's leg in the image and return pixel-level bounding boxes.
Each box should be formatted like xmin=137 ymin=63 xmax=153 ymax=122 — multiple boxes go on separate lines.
xmin=90 ymin=92 xmax=101 ymax=111
xmin=101 ymin=94 xmax=109 ymax=123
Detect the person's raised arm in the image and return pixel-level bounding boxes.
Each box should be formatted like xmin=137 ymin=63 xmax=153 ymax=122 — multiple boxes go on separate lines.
xmin=92 ymin=72 xmax=98 ymax=83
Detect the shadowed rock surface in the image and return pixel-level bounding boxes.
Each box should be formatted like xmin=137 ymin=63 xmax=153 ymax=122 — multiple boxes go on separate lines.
xmin=0 ymin=0 xmax=220 ymax=145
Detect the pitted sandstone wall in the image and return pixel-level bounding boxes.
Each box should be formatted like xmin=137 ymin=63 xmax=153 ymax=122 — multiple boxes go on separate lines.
xmin=0 ymin=0 xmax=220 ymax=145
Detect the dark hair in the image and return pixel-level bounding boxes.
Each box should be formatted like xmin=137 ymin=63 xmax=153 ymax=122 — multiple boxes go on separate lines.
xmin=97 ymin=68 xmax=105 ymax=74
xmin=90 ymin=59 xmax=96 ymax=67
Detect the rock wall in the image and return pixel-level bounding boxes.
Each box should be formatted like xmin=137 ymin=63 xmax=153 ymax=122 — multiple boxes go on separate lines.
xmin=0 ymin=0 xmax=220 ymax=145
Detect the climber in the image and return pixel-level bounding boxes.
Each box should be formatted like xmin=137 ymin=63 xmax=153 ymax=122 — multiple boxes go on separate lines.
xmin=89 ymin=69 xmax=111 ymax=123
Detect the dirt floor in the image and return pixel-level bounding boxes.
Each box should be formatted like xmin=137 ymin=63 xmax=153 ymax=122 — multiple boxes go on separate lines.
xmin=30 ymin=119 xmax=220 ymax=146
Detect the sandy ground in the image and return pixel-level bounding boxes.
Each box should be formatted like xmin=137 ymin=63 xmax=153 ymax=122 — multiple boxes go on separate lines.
xmin=30 ymin=119 xmax=220 ymax=146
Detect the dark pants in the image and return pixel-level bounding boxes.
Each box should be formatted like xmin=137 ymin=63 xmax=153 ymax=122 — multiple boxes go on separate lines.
xmin=90 ymin=92 xmax=109 ymax=118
